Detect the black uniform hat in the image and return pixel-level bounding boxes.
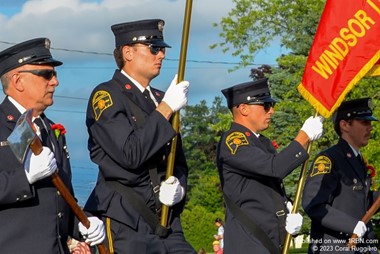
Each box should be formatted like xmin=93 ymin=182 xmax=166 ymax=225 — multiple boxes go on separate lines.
xmin=221 ymin=78 xmax=276 ymax=108
xmin=0 ymin=38 xmax=62 ymax=77
xmin=111 ymin=19 xmax=171 ymax=48
xmin=333 ymin=97 xmax=378 ymax=124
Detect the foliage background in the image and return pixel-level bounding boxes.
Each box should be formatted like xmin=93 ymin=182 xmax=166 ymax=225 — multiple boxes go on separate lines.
xmin=179 ymin=0 xmax=380 ymax=252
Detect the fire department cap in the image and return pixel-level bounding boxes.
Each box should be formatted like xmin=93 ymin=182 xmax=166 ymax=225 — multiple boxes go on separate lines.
xmin=0 ymin=38 xmax=62 ymax=77
xmin=111 ymin=19 xmax=171 ymax=48
xmin=221 ymin=78 xmax=276 ymax=108
xmin=333 ymin=97 xmax=378 ymax=123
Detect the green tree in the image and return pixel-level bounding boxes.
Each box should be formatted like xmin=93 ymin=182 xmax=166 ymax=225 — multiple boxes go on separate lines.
xmin=180 ymin=98 xmax=228 ymax=251
xmin=211 ymin=0 xmax=326 ymax=70
xmin=181 ymin=97 xmax=229 ymax=190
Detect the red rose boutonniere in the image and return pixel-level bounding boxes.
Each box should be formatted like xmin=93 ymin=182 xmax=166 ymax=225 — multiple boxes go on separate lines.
xmin=365 ymin=159 xmax=377 ymax=191
xmin=272 ymin=140 xmax=279 ymax=149
xmin=51 ymin=124 xmax=66 ymax=139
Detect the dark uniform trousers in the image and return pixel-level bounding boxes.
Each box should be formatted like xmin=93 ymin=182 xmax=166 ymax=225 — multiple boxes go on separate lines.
xmin=0 ymin=97 xmax=79 ymax=254
xmin=303 ymin=138 xmax=380 ymax=254
xmin=84 ymin=70 xmax=195 ymax=254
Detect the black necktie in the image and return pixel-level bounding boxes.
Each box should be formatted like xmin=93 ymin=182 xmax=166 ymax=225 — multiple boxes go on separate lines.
xmin=357 ymin=154 xmax=364 ymax=165
xmin=143 ymin=89 xmax=156 ymax=108
xmin=34 ymin=118 xmax=54 ymax=151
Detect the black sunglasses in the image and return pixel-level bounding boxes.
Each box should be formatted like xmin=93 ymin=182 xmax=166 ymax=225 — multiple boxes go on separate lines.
xmin=143 ymin=44 xmax=166 ymax=55
xmin=248 ymin=101 xmax=276 ymax=112
xmin=18 ymin=69 xmax=57 ymax=80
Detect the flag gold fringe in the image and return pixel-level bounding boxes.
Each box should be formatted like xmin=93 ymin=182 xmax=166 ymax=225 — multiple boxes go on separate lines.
xmin=298 ymin=50 xmax=380 ymax=118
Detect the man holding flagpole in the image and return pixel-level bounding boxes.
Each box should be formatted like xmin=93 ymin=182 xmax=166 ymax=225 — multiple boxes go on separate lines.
xmin=83 ymin=19 xmax=196 ymax=253
xmin=217 ymin=78 xmax=324 ymax=253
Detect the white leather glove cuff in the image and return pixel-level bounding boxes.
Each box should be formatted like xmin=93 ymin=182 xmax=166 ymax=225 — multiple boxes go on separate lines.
xmin=285 ymin=213 xmax=303 ymax=235
xmin=353 ymin=221 xmax=367 ymax=238
xmin=24 ymin=146 xmax=57 ymax=184
xmin=286 ymin=201 xmax=294 ymax=213
xmin=162 ymin=75 xmax=189 ymax=112
xmin=159 ymin=176 xmax=185 ymax=206
xmin=301 ymin=116 xmax=324 ymax=141
xmin=78 ymin=217 xmax=105 ymax=246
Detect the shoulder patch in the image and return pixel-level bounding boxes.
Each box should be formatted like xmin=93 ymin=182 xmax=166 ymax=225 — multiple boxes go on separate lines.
xmin=92 ymin=90 xmax=113 ymax=121
xmin=310 ymin=155 xmax=332 ymax=177
xmin=226 ymin=132 xmax=249 ymax=155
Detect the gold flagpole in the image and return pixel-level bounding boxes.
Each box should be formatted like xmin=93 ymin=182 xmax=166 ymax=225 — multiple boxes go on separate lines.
xmin=282 ymin=112 xmax=317 ymax=253
xmin=282 ymin=141 xmax=313 ymax=253
xmin=160 ymin=0 xmax=193 ymax=227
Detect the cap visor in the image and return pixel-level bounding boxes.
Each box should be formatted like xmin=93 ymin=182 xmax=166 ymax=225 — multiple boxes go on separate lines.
xmin=31 ymin=58 xmax=63 ymax=67
xmin=262 ymin=97 xmax=277 ymax=103
xmin=355 ymin=116 xmax=378 ymax=121
xmin=148 ymin=40 xmax=171 ymax=48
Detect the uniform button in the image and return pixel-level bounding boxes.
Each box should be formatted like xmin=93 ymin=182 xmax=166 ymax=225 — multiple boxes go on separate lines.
xmin=58 ymin=212 xmax=64 ymax=218
xmin=16 ymin=197 xmax=20 ymax=201
xmin=296 ymin=154 xmax=299 ymax=158
xmin=57 ymin=190 xmax=61 ymax=196
xmin=23 ymin=194 xmax=28 ymax=199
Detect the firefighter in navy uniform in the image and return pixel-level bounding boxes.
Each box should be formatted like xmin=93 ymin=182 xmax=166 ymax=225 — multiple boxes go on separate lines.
xmin=217 ymin=79 xmax=324 ymax=254
xmin=0 ymin=38 xmax=105 ymax=254
xmin=84 ymin=19 xmax=196 ymax=254
xmin=303 ymin=98 xmax=380 ymax=254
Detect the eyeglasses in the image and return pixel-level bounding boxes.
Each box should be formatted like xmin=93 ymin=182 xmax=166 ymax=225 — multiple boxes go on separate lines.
xmin=146 ymin=44 xmax=165 ymax=55
xmin=18 ymin=69 xmax=57 ymax=80
xmin=248 ymin=101 xmax=276 ymax=112
xmin=134 ymin=44 xmax=165 ymax=55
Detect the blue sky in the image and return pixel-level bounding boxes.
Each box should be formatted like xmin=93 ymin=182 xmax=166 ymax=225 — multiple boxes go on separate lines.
xmin=0 ymin=0 xmax=284 ymax=203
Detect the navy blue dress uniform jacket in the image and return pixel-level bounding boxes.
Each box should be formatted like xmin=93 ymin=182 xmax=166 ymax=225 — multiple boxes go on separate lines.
xmin=84 ymin=70 xmax=189 ymax=236
xmin=217 ymin=122 xmax=309 ymax=254
xmin=0 ymin=97 xmax=79 ymax=254
xmin=302 ymin=138 xmax=380 ymax=253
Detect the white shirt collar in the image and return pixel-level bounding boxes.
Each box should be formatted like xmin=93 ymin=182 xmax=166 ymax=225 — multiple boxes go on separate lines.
xmin=8 ymin=96 xmax=26 ymax=114
xmin=8 ymin=96 xmax=43 ymax=135
xmin=121 ymin=70 xmax=152 ymax=93
xmin=120 ymin=70 xmax=157 ymax=105
xmin=348 ymin=143 xmax=360 ymax=157
xmin=252 ymin=131 xmax=260 ymax=138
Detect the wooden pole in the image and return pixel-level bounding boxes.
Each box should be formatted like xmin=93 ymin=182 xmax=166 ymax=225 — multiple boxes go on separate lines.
xmin=347 ymin=195 xmax=380 ymax=248
xmin=31 ymin=138 xmax=109 ymax=254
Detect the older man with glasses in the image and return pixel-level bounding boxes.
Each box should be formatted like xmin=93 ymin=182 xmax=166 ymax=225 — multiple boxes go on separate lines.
xmin=217 ymin=78 xmax=324 ymax=254
xmin=0 ymin=38 xmax=105 ymax=253
xmin=83 ymin=19 xmax=195 ymax=253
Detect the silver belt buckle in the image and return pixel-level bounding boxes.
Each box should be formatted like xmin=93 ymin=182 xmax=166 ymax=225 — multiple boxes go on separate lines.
xmin=153 ymin=185 xmax=160 ymax=193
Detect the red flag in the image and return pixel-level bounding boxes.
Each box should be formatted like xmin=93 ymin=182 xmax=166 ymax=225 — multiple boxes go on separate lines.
xmin=298 ymin=0 xmax=380 ymax=118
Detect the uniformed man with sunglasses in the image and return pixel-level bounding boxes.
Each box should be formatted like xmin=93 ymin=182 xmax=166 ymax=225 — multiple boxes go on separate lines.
xmin=216 ymin=79 xmax=324 ymax=254
xmin=0 ymin=38 xmax=105 ymax=253
xmin=303 ymin=98 xmax=379 ymax=254
xmin=83 ymin=19 xmax=195 ymax=253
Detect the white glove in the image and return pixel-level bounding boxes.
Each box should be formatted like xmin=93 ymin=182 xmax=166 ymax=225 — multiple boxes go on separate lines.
xmin=285 ymin=213 xmax=303 ymax=235
xmin=162 ymin=74 xmax=189 ymax=112
xmin=301 ymin=116 xmax=324 ymax=141
xmin=159 ymin=176 xmax=185 ymax=206
xmin=286 ymin=201 xmax=293 ymax=213
xmin=24 ymin=146 xmax=58 ymax=184
xmin=78 ymin=217 xmax=105 ymax=246
xmin=353 ymin=221 xmax=367 ymax=238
